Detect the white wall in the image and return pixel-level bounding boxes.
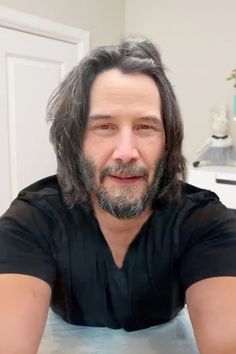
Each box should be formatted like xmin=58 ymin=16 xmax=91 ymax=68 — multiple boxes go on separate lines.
xmin=125 ymin=0 xmax=236 ymax=163
xmin=0 ymin=0 xmax=125 ymax=48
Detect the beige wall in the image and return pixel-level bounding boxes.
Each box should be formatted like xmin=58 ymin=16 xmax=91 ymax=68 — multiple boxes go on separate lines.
xmin=1 ymin=0 xmax=235 ymax=163
xmin=125 ymin=0 xmax=236 ymax=163
xmin=0 ymin=0 xmax=125 ymax=48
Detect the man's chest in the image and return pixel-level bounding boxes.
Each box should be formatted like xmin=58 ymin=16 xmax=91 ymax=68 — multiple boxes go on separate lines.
xmin=51 ymin=229 xmax=184 ymax=330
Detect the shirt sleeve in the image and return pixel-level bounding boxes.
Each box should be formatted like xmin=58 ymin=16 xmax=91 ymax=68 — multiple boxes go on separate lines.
xmin=0 ymin=198 xmax=56 ymax=287
xmin=179 ymin=198 xmax=236 ymax=291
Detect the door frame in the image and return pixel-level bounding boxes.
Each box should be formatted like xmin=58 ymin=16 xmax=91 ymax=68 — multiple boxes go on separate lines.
xmin=0 ymin=6 xmax=89 ymax=61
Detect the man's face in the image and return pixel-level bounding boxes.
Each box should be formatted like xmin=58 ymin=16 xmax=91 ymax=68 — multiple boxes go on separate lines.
xmin=81 ymin=68 xmax=165 ymax=218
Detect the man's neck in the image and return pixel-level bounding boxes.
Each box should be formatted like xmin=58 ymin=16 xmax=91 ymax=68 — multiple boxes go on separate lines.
xmin=92 ymin=203 xmax=153 ymax=268
xmin=93 ymin=202 xmax=153 ymax=248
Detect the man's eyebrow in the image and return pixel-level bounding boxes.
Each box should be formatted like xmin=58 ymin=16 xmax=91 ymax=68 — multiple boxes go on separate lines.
xmin=88 ymin=114 xmax=113 ymax=121
xmin=138 ymin=116 xmax=164 ymax=127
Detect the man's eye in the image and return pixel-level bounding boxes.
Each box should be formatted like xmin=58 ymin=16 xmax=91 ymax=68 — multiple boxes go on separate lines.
xmin=92 ymin=124 xmax=116 ymax=134
xmin=137 ymin=125 xmax=154 ymax=130
xmin=99 ymin=124 xmax=113 ymax=130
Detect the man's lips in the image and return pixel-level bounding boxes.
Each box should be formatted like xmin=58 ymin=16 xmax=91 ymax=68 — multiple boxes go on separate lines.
xmin=108 ymin=175 xmax=145 ymax=184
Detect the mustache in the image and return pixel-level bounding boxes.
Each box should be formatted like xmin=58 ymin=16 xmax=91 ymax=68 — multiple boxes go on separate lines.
xmin=100 ymin=163 xmax=148 ymax=181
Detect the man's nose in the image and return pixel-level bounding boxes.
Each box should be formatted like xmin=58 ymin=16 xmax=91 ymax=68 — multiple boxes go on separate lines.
xmin=112 ymin=131 xmax=140 ymax=163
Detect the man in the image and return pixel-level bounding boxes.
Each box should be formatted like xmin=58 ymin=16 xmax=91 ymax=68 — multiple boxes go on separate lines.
xmin=0 ymin=38 xmax=236 ymax=354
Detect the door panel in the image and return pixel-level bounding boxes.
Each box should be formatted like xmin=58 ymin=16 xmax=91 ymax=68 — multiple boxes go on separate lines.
xmin=0 ymin=26 xmax=79 ymax=215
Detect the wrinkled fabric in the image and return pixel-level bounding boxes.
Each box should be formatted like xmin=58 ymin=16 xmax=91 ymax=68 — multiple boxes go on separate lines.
xmin=38 ymin=308 xmax=199 ymax=354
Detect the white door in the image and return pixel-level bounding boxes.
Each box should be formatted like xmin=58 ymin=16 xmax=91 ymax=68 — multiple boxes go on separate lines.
xmin=0 ymin=26 xmax=80 ymax=215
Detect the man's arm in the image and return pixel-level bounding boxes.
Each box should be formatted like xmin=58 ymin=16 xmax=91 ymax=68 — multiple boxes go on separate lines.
xmin=0 ymin=274 xmax=51 ymax=354
xmin=186 ymin=276 xmax=236 ymax=354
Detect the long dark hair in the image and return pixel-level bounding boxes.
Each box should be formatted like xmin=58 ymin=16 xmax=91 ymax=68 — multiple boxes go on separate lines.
xmin=47 ymin=38 xmax=186 ymax=208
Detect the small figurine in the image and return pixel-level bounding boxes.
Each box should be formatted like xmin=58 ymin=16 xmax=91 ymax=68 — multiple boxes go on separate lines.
xmin=193 ymin=104 xmax=236 ymax=167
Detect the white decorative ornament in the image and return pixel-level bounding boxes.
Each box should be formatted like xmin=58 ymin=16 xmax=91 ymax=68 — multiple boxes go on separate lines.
xmin=193 ymin=104 xmax=236 ymax=167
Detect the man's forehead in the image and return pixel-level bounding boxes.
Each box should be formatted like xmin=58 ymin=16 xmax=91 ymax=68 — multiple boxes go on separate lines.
xmin=88 ymin=69 xmax=162 ymax=118
xmin=89 ymin=68 xmax=160 ymax=96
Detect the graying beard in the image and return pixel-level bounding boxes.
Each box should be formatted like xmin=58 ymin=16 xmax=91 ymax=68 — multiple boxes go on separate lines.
xmin=96 ymin=166 xmax=163 ymax=219
xmin=97 ymin=187 xmax=149 ymax=219
xmin=78 ymin=154 xmax=165 ymax=218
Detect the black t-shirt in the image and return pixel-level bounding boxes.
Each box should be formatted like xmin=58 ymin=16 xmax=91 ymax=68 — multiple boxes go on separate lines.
xmin=0 ymin=175 xmax=236 ymax=331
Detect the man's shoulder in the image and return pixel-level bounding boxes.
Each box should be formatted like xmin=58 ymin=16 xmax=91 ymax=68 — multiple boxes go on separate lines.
xmin=20 ymin=175 xmax=59 ymax=193
xmin=180 ymin=181 xmax=219 ymax=203
xmin=154 ymin=182 xmax=221 ymax=221
xmin=16 ymin=175 xmax=65 ymax=211
xmin=15 ymin=176 xmax=88 ymax=220
xmin=156 ymin=182 xmax=220 ymax=214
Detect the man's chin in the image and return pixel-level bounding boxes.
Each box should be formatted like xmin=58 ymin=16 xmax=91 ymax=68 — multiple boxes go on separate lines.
xmin=95 ymin=188 xmax=152 ymax=219
xmin=98 ymin=200 xmax=146 ymax=219
xmin=100 ymin=190 xmax=145 ymax=205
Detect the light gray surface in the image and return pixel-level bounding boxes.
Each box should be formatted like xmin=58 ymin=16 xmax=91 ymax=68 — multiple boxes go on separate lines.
xmin=38 ymin=308 xmax=199 ymax=354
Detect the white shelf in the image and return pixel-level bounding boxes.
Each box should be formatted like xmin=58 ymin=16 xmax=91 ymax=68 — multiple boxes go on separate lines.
xmin=187 ymin=165 xmax=236 ymax=209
